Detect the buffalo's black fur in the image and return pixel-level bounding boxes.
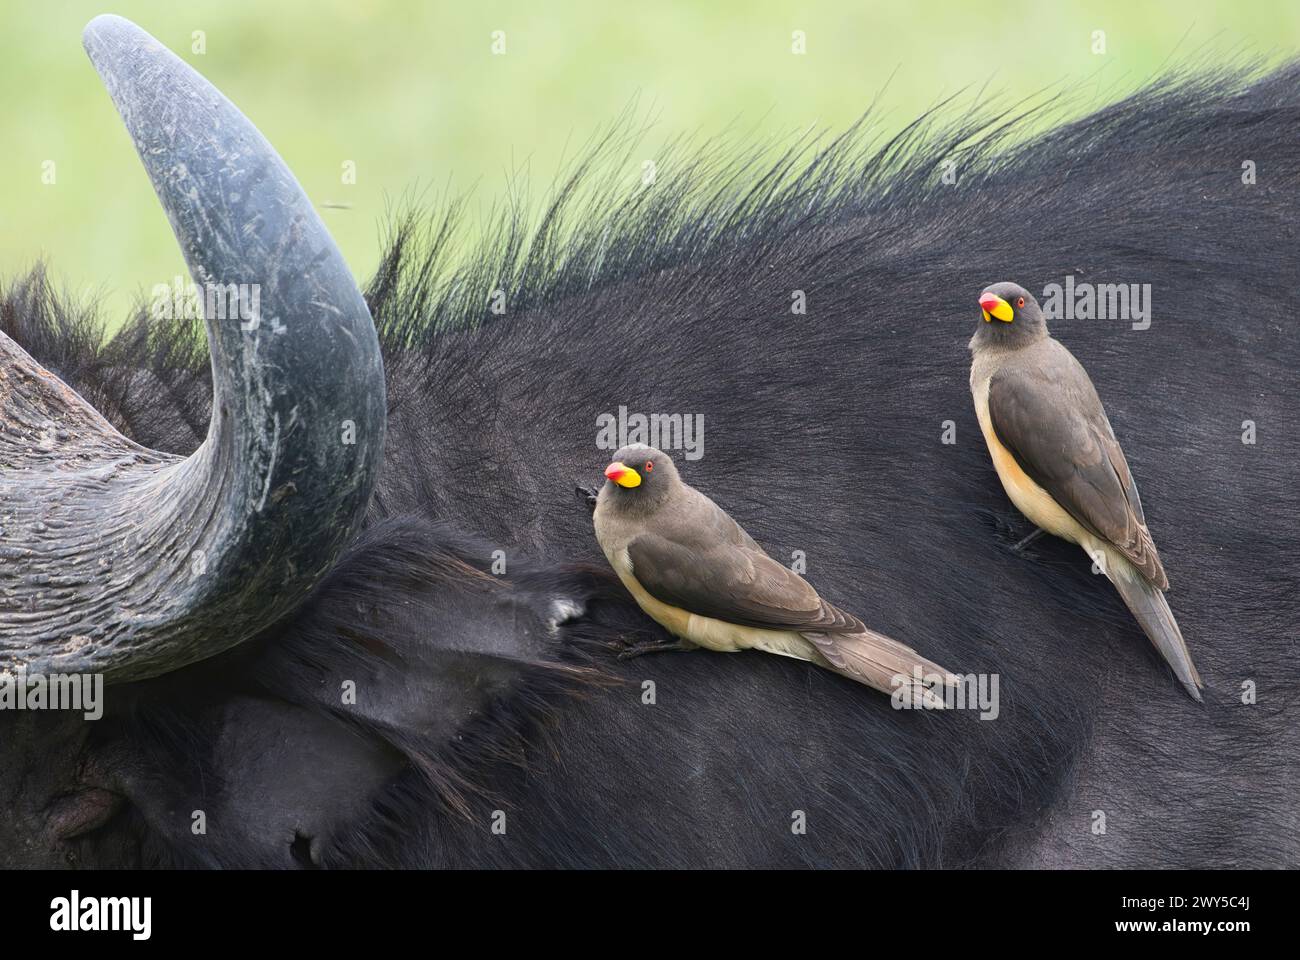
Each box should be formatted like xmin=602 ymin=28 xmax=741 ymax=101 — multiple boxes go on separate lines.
xmin=2 ymin=65 xmax=1299 ymax=867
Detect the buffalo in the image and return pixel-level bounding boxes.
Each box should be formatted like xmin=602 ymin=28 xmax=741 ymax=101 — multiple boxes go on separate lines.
xmin=1 ymin=17 xmax=1297 ymax=868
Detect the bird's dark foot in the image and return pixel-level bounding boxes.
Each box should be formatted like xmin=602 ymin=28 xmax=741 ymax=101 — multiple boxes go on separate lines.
xmin=1010 ymin=527 xmax=1045 ymax=555
xmin=617 ymin=636 xmax=696 ymax=660
xmin=575 ymin=482 xmax=600 ymax=514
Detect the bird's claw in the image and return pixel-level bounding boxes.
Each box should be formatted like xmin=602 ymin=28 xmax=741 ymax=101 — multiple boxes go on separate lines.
xmin=1009 ymin=526 xmax=1045 ymax=556
xmin=616 ymin=636 xmax=696 ymax=660
xmin=575 ymin=482 xmax=600 ymax=513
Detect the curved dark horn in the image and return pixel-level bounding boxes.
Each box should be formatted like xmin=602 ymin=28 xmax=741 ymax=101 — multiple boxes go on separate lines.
xmin=0 ymin=16 xmax=386 ymax=682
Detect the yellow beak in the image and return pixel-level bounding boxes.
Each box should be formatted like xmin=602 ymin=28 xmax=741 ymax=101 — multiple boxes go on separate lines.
xmin=979 ymin=292 xmax=1014 ymax=323
xmin=604 ymin=461 xmax=641 ymax=488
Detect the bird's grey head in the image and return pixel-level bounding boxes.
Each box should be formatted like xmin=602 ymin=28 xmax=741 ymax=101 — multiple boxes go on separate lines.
xmin=601 ymin=444 xmax=682 ymax=513
xmin=969 ymin=281 xmax=1049 ymax=351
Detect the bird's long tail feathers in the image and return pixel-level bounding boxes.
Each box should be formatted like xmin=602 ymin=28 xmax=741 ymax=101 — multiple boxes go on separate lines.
xmin=1105 ymin=554 xmax=1204 ymax=702
xmin=802 ymin=629 xmax=958 ymax=710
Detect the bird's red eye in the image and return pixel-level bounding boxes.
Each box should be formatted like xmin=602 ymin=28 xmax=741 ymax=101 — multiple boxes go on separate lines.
xmin=645 ymin=461 xmax=654 ymax=472
xmin=1016 ymin=297 xmax=1025 ymax=308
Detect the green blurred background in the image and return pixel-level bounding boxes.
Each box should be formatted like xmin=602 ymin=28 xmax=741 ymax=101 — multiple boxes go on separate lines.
xmin=5 ymin=0 xmax=1298 ymax=325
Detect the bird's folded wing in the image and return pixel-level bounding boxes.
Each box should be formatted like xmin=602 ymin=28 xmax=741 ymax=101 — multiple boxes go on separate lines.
xmin=802 ymin=630 xmax=957 ymax=704
xmin=625 ymin=533 xmax=864 ymax=632
xmin=988 ymin=367 xmax=1168 ymax=588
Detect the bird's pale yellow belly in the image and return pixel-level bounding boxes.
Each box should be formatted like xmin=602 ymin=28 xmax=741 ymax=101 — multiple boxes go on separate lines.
xmin=972 ymin=376 xmax=1091 ymax=545
xmin=607 ymin=549 xmax=815 ymax=662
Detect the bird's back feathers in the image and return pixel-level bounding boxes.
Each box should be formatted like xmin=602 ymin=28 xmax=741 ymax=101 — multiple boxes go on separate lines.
xmin=982 ymin=338 xmax=1168 ymax=588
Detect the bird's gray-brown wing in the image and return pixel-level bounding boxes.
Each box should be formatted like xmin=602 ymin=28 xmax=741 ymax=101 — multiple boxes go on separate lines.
xmin=624 ymin=532 xmax=864 ymax=633
xmin=988 ymin=361 xmax=1168 ymax=588
xmin=625 ymin=503 xmax=958 ymax=702
xmin=626 ymin=529 xmax=956 ymax=702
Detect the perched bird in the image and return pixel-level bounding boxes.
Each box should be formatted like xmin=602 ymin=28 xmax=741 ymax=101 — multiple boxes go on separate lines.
xmin=968 ymin=281 xmax=1203 ymax=701
xmin=592 ymin=444 xmax=957 ymax=708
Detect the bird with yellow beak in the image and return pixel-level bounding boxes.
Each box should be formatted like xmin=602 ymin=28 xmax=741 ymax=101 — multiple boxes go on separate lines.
xmin=593 ymin=444 xmax=959 ymax=708
xmin=968 ymin=281 xmax=1203 ymax=701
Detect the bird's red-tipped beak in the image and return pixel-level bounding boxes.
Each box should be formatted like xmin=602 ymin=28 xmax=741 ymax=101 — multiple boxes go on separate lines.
xmin=979 ymin=292 xmax=1015 ymax=323
xmin=604 ymin=461 xmax=641 ymax=488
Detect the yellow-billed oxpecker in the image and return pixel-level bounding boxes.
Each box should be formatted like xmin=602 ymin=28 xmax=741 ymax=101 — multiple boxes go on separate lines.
xmin=969 ymin=281 xmax=1203 ymax=701
xmin=593 ymin=444 xmax=958 ymax=708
